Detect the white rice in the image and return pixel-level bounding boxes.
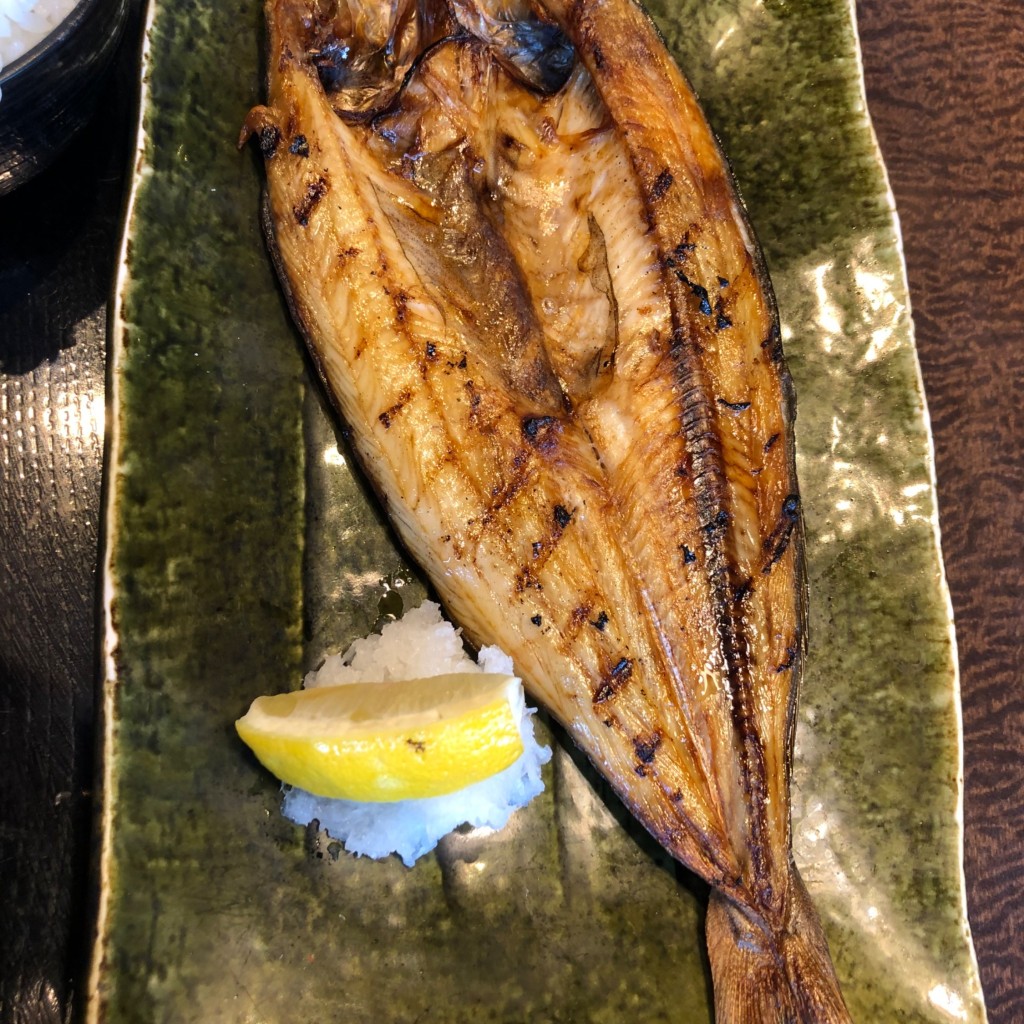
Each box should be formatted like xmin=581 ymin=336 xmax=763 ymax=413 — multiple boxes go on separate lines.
xmin=0 ymin=0 xmax=80 ymax=97
xmin=281 ymin=601 xmax=551 ymax=867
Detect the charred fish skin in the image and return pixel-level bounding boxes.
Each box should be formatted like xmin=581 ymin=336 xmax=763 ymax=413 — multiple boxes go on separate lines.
xmin=245 ymin=0 xmax=852 ymax=1019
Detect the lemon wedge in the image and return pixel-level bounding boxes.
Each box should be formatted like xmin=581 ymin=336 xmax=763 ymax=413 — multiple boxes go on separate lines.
xmin=235 ymin=672 xmax=525 ymax=802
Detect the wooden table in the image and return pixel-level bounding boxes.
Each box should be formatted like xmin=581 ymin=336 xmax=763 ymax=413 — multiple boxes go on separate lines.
xmin=1 ymin=1 xmax=1019 ymax=1020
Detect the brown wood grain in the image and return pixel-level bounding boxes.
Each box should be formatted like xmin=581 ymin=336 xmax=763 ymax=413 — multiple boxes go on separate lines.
xmin=0 ymin=28 xmax=138 ymax=1023
xmin=856 ymin=1 xmax=1024 ymax=1021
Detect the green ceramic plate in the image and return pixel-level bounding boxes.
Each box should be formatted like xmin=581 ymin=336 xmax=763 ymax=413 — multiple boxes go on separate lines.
xmin=88 ymin=0 xmax=988 ymax=1020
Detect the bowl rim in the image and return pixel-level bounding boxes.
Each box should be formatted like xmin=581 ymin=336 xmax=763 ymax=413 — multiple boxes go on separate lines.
xmin=0 ymin=0 xmax=109 ymax=88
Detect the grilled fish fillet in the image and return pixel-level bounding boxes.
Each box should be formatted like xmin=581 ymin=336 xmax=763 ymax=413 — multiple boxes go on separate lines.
xmin=243 ymin=0 xmax=853 ymax=1018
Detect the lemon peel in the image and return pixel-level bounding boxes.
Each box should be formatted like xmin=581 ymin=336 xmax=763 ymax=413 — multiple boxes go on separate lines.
xmin=236 ymin=672 xmax=525 ymax=802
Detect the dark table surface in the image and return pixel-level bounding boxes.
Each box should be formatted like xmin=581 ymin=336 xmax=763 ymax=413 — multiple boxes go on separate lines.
xmin=1 ymin=1 xmax=1020 ymax=1021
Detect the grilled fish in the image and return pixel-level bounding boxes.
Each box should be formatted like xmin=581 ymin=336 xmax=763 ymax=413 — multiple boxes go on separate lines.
xmin=243 ymin=0 xmax=852 ymax=1018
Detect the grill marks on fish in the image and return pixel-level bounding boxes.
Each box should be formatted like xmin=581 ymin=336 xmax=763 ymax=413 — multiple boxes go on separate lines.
xmin=255 ymin=0 xmax=850 ymax=1017
xmin=563 ymin=0 xmax=811 ymax=895
xmin=344 ymin=48 xmax=729 ymax=835
xmin=464 ymin=63 xmax=752 ymax=863
xmin=276 ymin=1 xmax=772 ymax=890
xmin=366 ymin=168 xmax=564 ymax=407
xmin=484 ymin=69 xmax=756 ymax=866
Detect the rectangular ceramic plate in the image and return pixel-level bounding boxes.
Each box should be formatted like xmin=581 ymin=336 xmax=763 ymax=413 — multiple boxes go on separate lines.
xmin=89 ymin=0 xmax=988 ymax=1020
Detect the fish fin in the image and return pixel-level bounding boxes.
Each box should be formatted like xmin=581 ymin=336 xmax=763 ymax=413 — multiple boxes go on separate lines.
xmin=706 ymin=869 xmax=852 ymax=1023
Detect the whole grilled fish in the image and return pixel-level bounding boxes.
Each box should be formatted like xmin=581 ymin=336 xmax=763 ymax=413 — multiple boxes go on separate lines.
xmin=243 ymin=0 xmax=852 ymax=1018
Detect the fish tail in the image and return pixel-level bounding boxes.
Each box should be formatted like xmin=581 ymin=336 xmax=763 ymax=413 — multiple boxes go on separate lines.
xmin=706 ymin=869 xmax=852 ymax=1023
